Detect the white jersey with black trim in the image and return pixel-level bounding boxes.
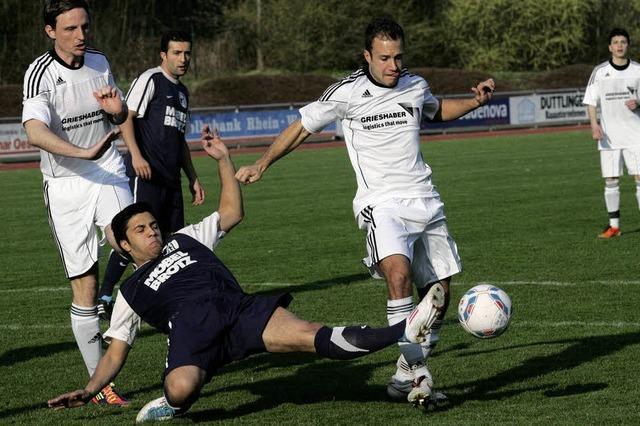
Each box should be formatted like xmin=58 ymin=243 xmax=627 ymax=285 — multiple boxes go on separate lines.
xmin=22 ymin=49 xmax=124 ymax=178
xmin=103 ymin=211 xmax=225 ymax=346
xmin=583 ymin=59 xmax=640 ymax=150
xmin=300 ymin=68 xmax=440 ymax=217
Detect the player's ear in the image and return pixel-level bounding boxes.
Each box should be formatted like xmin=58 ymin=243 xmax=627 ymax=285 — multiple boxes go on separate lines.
xmin=119 ymin=239 xmax=132 ymax=255
xmin=44 ymin=25 xmax=56 ymax=40
xmin=363 ymin=49 xmax=372 ymax=64
xmin=160 ymin=51 xmax=167 ymax=62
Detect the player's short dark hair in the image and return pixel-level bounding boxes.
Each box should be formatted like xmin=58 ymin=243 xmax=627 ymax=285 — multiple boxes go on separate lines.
xmin=43 ymin=0 xmax=90 ymax=28
xmin=608 ymin=28 xmax=630 ymax=45
xmin=364 ymin=17 xmax=404 ymax=52
xmin=161 ymin=30 xmax=192 ymax=52
xmin=111 ymin=202 xmax=155 ymax=253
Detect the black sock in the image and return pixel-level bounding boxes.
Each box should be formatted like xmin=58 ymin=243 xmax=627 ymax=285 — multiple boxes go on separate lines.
xmin=314 ymin=321 xmax=405 ymax=360
xmin=99 ymin=250 xmax=129 ymax=298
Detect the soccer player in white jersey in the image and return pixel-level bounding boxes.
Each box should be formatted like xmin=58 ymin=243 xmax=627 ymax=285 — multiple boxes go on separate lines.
xmin=21 ymin=0 xmax=132 ymax=405
xmin=235 ymin=17 xmax=495 ymax=407
xmin=583 ymin=28 xmax=640 ymax=239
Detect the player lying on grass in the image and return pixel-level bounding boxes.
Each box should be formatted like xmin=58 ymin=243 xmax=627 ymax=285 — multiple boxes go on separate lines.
xmin=48 ymin=126 xmax=446 ymax=422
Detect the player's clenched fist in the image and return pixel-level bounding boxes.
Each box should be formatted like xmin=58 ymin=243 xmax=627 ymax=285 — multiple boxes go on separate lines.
xmin=235 ymin=164 xmax=264 ymax=184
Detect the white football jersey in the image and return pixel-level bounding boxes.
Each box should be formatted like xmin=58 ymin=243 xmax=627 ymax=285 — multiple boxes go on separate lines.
xmin=22 ymin=49 xmax=124 ymax=178
xmin=583 ymin=59 xmax=640 ymax=150
xmin=300 ymin=68 xmax=440 ymax=216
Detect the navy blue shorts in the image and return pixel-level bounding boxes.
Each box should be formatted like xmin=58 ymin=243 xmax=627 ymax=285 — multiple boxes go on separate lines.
xmin=130 ymin=176 xmax=184 ymax=233
xmin=164 ymin=291 xmax=293 ymax=381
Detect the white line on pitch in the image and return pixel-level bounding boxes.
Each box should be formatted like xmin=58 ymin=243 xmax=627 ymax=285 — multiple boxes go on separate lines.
xmin=2 ymin=280 xmax=640 ymax=294
xmin=515 ymin=320 xmax=640 ymax=328
xmin=0 ymin=286 xmax=70 ymax=293
xmin=2 ymin=320 xmax=639 ymax=330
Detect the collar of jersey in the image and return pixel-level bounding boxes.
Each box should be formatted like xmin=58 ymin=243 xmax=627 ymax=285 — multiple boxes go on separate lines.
xmin=363 ymin=66 xmax=400 ymax=89
xmin=157 ymin=66 xmax=180 ymax=85
xmin=49 ymin=49 xmax=85 ymax=70
xmin=609 ymin=58 xmax=630 ymax=71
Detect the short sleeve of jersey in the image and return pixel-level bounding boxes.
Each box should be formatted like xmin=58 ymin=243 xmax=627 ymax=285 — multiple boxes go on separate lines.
xmin=583 ymin=68 xmax=600 ymax=106
xmin=104 ymin=295 xmax=141 ymax=347
xmin=300 ymin=85 xmax=350 ymax=133
xmin=126 ymin=71 xmax=156 ymax=117
xmin=176 ymin=211 xmax=226 ymax=250
xmin=421 ymin=82 xmax=440 ymax=121
xmin=22 ymin=61 xmax=52 ymax=126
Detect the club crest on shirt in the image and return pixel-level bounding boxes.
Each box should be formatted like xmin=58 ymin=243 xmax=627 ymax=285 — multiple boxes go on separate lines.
xmin=179 ymin=92 xmax=187 ymax=109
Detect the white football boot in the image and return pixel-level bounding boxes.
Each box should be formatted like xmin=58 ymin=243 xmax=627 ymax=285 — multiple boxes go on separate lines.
xmin=403 ymin=283 xmax=445 ymax=344
xmin=136 ymin=396 xmax=176 ymax=423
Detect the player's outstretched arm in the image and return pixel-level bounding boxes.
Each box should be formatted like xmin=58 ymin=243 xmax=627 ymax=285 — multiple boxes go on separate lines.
xmin=201 ymin=126 xmax=243 ymax=232
xmin=235 ymin=119 xmax=311 ymax=184
xmin=436 ymin=78 xmax=495 ymax=122
xmin=48 ymin=339 xmax=131 ymax=409
xmin=24 ymin=119 xmax=120 ymax=160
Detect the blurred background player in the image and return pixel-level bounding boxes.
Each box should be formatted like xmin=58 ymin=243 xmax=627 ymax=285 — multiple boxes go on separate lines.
xmin=235 ymin=16 xmax=494 ymax=406
xmin=97 ymin=30 xmax=205 ymax=319
xmin=583 ymin=28 xmax=640 ymax=239
xmin=48 ymin=127 xmax=445 ymax=422
xmin=21 ymin=0 xmax=132 ymax=405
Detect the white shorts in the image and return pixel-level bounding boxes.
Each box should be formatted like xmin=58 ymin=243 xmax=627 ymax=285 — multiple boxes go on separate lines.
xmin=43 ymin=171 xmax=132 ymax=279
xmin=357 ymin=197 xmax=462 ymax=288
xmin=600 ymin=148 xmax=640 ymax=177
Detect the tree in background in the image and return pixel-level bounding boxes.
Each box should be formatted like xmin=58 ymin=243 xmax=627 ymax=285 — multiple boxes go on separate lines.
xmin=4 ymin=0 xmax=640 ymax=85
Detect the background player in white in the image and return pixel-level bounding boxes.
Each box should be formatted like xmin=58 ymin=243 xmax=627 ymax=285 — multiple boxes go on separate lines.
xmin=235 ymin=17 xmax=494 ymax=406
xmin=96 ymin=30 xmax=205 ymax=320
xmin=583 ymin=28 xmax=640 ymax=239
xmin=21 ymin=0 xmax=131 ymax=405
xmin=47 ymin=127 xmax=444 ymax=422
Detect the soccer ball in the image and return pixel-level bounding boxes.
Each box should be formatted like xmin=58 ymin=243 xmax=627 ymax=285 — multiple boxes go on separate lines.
xmin=457 ymin=284 xmax=512 ymax=338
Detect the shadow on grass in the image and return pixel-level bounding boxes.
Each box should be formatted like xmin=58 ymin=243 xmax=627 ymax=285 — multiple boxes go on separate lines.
xmin=438 ymin=331 xmax=640 ymax=409
xmin=0 ymin=328 xmax=161 ymax=368
xmin=0 ymin=381 xmax=163 ymax=421
xmin=190 ymin=358 xmax=390 ymax=422
xmin=247 ymin=272 xmax=373 ymax=297
xmin=4 ymin=332 xmax=638 ymax=421
xmin=185 ymin=331 xmax=639 ymax=421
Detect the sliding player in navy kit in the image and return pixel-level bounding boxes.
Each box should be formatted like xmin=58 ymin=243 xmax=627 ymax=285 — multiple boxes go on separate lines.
xmin=97 ymin=30 xmax=205 ymax=319
xmin=48 ymin=127 xmax=445 ymax=422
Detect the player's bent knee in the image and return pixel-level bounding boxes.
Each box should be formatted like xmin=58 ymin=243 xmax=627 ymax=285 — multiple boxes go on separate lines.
xmin=164 ymin=366 xmax=205 ymax=407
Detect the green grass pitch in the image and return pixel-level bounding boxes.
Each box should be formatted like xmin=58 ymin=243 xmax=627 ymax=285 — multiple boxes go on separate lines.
xmin=1 ymin=129 xmax=639 ymax=424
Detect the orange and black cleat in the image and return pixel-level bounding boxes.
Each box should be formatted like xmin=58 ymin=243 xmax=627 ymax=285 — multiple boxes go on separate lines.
xmin=91 ymin=382 xmax=129 ymax=406
xmin=598 ymin=226 xmax=621 ymax=239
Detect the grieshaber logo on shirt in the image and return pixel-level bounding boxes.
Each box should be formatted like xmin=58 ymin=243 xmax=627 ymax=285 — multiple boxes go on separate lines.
xmin=144 ymin=250 xmax=197 ymax=290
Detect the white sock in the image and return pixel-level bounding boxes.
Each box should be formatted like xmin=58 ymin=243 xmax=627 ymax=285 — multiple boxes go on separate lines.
xmin=70 ymin=304 xmax=102 ymax=377
xmin=387 ymin=297 xmax=419 ymax=381
xmin=604 ymin=182 xmax=620 ymax=228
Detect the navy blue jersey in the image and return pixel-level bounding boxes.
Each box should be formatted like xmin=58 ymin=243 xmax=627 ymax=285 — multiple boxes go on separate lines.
xmin=118 ymin=233 xmax=242 ymax=333
xmin=124 ymin=67 xmax=189 ymax=187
